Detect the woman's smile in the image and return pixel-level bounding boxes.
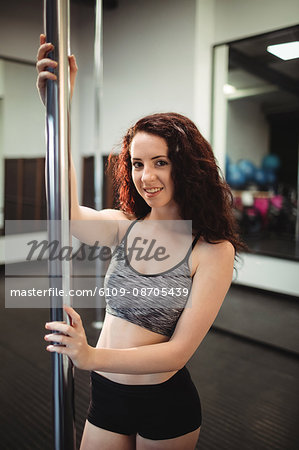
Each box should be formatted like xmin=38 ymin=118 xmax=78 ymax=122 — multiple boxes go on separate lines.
xmin=143 ymin=187 xmax=164 ymax=197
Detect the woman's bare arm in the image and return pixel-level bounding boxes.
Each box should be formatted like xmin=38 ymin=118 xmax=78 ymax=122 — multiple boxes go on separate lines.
xmin=69 ymin=155 xmax=125 ymax=246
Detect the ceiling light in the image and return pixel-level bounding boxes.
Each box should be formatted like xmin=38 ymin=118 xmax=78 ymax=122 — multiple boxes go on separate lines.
xmin=223 ymin=84 xmax=236 ymax=95
xmin=267 ymin=41 xmax=299 ymax=60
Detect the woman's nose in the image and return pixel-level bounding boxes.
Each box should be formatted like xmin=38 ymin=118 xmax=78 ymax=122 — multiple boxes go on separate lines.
xmin=141 ymin=166 xmax=156 ymax=183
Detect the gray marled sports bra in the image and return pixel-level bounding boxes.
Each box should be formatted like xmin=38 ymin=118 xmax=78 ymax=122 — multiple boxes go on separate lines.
xmin=104 ymin=219 xmax=200 ymax=337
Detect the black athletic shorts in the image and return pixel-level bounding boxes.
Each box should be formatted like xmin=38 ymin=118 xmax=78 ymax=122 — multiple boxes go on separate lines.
xmin=87 ymin=366 xmax=202 ymax=440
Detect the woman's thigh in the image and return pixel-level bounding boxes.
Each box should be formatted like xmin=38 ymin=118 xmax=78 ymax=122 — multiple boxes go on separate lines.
xmin=136 ymin=427 xmax=200 ymax=450
xmin=80 ymin=420 xmax=136 ymax=450
xmin=136 ymin=367 xmax=201 ymax=442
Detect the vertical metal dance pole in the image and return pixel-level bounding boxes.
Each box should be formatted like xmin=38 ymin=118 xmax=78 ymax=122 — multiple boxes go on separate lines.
xmin=94 ymin=0 xmax=103 ymax=162
xmin=93 ymin=0 xmax=105 ymax=328
xmin=44 ymin=1 xmax=75 ymax=449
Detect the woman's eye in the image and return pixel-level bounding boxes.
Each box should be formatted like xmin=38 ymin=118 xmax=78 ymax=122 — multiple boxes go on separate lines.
xmin=132 ymin=162 xmax=143 ymax=168
xmin=132 ymin=160 xmax=167 ymax=168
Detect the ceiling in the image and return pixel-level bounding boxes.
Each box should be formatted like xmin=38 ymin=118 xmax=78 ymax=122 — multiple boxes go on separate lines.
xmin=228 ymin=25 xmax=299 ymax=115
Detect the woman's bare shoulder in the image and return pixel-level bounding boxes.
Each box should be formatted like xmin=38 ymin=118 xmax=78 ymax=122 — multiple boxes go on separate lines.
xmin=194 ymin=237 xmax=235 ymax=267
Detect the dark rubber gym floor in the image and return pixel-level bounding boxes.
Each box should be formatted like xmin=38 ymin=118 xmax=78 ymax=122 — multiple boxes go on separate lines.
xmin=1 ymin=268 xmax=299 ymax=449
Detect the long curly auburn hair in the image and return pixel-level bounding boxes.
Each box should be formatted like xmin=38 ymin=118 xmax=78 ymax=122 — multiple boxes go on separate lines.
xmin=108 ymin=112 xmax=244 ymax=254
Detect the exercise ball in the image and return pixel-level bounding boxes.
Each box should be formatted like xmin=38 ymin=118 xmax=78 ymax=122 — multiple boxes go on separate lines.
xmin=237 ymin=159 xmax=256 ymax=182
xmin=254 ymin=168 xmax=267 ymax=187
xmin=265 ymin=170 xmax=277 ymax=186
xmin=262 ymin=154 xmax=280 ymax=172
xmin=226 ymin=164 xmax=246 ymax=189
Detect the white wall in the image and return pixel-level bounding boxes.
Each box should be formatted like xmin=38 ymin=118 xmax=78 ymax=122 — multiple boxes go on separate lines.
xmin=0 ymin=1 xmax=43 ymax=62
xmin=102 ymin=0 xmax=196 ymax=154
xmin=70 ymin=2 xmax=96 ymax=159
xmin=214 ymin=0 xmax=299 ymax=44
xmin=235 ymin=253 xmax=299 ymax=297
xmin=193 ymin=0 xmax=215 ymax=139
xmin=2 ymin=61 xmax=45 ymax=158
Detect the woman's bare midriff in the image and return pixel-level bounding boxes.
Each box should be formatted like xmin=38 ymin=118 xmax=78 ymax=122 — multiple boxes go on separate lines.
xmin=94 ymin=228 xmax=202 ymax=385
xmin=95 ymin=313 xmax=177 ymax=385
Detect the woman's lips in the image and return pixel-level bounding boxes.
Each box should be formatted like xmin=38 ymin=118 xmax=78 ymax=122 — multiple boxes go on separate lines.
xmin=143 ymin=187 xmax=163 ymax=197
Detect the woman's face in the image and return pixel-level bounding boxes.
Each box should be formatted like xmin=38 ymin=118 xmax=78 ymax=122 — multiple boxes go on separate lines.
xmin=130 ymin=132 xmax=176 ymax=210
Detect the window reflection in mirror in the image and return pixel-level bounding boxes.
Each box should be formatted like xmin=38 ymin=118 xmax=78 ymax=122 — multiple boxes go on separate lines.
xmin=0 ymin=58 xmax=45 ymax=233
xmin=213 ymin=25 xmax=299 ymax=260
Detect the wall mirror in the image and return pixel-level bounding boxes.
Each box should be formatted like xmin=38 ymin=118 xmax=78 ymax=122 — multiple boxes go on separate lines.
xmin=0 ymin=57 xmax=46 ymax=235
xmin=212 ymin=25 xmax=299 ymax=262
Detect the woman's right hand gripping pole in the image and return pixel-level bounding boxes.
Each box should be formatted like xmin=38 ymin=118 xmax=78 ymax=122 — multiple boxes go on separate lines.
xmin=36 ymin=33 xmax=78 ymax=105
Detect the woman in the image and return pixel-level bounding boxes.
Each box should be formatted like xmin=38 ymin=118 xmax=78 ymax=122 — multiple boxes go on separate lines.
xmin=37 ymin=34 xmax=242 ymax=450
